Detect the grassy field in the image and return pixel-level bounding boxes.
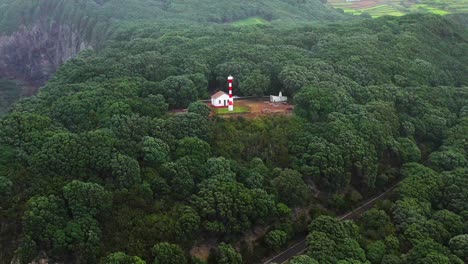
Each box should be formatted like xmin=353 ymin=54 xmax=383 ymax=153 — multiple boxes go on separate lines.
xmin=231 ymin=17 xmax=269 ymax=27
xmin=328 ymin=0 xmax=467 ymax=17
xmin=215 ymin=106 xmax=250 ymax=114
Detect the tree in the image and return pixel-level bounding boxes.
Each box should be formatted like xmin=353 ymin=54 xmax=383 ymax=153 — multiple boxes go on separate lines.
xmin=105 ymin=252 xmax=146 ymax=264
xmin=23 ymin=195 xmax=68 ymax=245
xmin=449 ymin=235 xmax=468 ymax=261
xmin=397 ymin=137 xmax=421 ymax=163
xmin=142 ymin=94 xmax=168 ymax=118
xmin=432 ymin=210 xmax=464 ymax=237
xmin=62 ymin=180 xmax=112 ymax=218
xmin=192 ymin=179 xmax=274 ymax=235
xmin=265 ymin=230 xmax=288 ymax=250
xmin=279 ymin=65 xmax=314 ymax=95
xmin=50 ymin=89 xmax=104 ymax=132
xmin=307 ymin=231 xmax=337 ymax=263
xmin=17 ymin=235 xmax=37 ymax=264
xmin=398 ymin=163 xmax=442 ymax=203
xmin=188 ymin=101 xmax=211 ymax=118
xmin=359 ymin=209 xmax=395 ymax=240
xmin=152 ymin=243 xmax=186 ymax=264
xmin=429 ymin=148 xmax=466 ymax=172
xmin=0 ymin=176 xmax=12 ymax=197
xmin=405 ymin=240 xmax=462 ymax=264
xmin=294 ymin=83 xmax=351 ymax=121
xmin=289 ymin=134 xmax=347 ymax=192
xmin=334 ymin=130 xmax=378 ymax=191
xmin=62 ymin=217 xmax=102 ymax=263
xmin=0 ymin=113 xmax=56 ymax=149
xmin=30 ymin=132 xmax=85 ymax=177
xmin=417 ymin=253 xmax=450 ymax=264
xmin=167 ymin=113 xmax=210 ymax=141
xmin=240 ymin=70 xmax=270 ymax=96
xmin=111 ymin=154 xmax=142 ymax=189
xmin=161 ymin=162 xmax=194 ymax=200
xmin=440 ymin=169 xmax=468 ymax=213
xmin=392 ymin=197 xmax=431 ymax=232
xmin=381 ymin=254 xmax=401 ymax=264
xmin=271 ymin=169 xmax=311 ymax=207
xmin=366 ymin=241 xmax=386 ymax=264
xmin=336 ymin=239 xmax=367 ymax=263
xmin=141 ymin=136 xmax=170 ymax=166
xmin=80 ymin=129 xmax=117 ymax=173
xmin=174 ymin=206 xmax=201 ymax=241
xmin=277 ymin=203 xmax=292 ymax=218
xmin=157 ymin=76 xmax=198 ymax=108
xmin=309 ymin=216 xmax=350 ymax=241
xmin=174 ymin=137 xmax=211 ymax=162
xmin=288 ymin=255 xmax=318 ymax=264
xmin=215 ymin=243 xmax=242 ymax=264
xmin=384 ymin=235 xmax=400 ymax=254
xmin=204 ymin=157 xmax=235 ymax=180
xmin=307 ymin=216 xmax=365 ymax=263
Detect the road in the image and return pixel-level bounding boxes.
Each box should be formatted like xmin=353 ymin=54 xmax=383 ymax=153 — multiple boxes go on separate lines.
xmin=262 ymin=183 xmax=399 ymax=264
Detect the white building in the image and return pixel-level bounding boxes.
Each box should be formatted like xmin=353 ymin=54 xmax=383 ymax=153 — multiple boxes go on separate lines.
xmin=211 ymin=91 xmax=230 ymax=108
xmin=270 ymin=92 xmax=288 ymax=103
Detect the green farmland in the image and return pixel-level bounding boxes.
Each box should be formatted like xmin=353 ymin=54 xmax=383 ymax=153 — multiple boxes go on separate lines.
xmin=329 ymin=0 xmax=468 ymax=17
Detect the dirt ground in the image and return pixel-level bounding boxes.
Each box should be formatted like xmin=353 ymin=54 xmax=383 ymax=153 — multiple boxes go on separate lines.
xmin=210 ymin=98 xmax=294 ymax=118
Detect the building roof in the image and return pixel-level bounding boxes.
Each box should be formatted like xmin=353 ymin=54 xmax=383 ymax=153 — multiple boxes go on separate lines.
xmin=211 ymin=91 xmax=228 ymax=99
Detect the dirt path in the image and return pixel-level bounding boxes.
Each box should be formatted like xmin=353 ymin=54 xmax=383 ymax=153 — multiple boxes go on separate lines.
xmin=262 ymin=183 xmax=400 ymax=264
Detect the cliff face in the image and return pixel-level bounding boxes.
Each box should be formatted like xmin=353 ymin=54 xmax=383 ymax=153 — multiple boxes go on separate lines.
xmin=0 ymin=20 xmax=92 ymax=89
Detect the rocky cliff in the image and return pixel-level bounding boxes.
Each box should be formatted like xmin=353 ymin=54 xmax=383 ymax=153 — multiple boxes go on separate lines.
xmin=0 ymin=20 xmax=92 ymax=88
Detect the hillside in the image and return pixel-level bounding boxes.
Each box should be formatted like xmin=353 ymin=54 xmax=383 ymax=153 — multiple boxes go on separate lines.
xmin=0 ymin=0 xmax=346 ymax=116
xmin=0 ymin=13 xmax=467 ymax=263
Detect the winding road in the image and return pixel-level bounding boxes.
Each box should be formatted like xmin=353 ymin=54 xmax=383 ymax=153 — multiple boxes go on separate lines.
xmin=263 ymin=183 xmax=400 ymax=264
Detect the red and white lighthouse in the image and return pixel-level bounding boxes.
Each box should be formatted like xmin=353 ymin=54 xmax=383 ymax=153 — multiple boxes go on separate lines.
xmin=228 ymin=75 xmax=234 ymax=111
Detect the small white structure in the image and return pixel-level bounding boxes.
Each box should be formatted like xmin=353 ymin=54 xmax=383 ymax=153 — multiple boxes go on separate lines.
xmin=211 ymin=91 xmax=230 ymax=108
xmin=270 ymin=92 xmax=288 ymax=103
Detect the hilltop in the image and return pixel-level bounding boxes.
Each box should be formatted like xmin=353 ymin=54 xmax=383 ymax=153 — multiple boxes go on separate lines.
xmin=0 ymin=0 xmax=346 ymax=116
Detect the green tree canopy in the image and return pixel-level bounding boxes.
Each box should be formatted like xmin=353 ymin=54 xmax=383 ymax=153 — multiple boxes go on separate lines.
xmin=265 ymin=230 xmax=288 ymax=250
xmin=62 ymin=180 xmax=112 ymax=218
xmin=271 ymin=169 xmax=311 ymax=207
xmin=240 ymin=69 xmax=271 ymax=96
xmin=215 ymin=243 xmax=242 ymax=264
xmin=104 ymin=252 xmax=146 ymax=264
xmin=141 ymin=136 xmax=170 ymax=166
xmin=152 ymin=242 xmax=186 ymax=264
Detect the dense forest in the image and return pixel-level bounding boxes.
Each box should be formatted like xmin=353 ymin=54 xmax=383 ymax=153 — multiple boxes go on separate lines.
xmin=0 ymin=0 xmax=345 ymax=116
xmin=0 ymin=1 xmax=467 ymax=263
xmin=0 ymin=0 xmax=345 ymax=33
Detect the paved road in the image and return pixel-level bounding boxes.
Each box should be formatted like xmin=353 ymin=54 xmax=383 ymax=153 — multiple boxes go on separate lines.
xmin=263 ymin=183 xmax=399 ymax=264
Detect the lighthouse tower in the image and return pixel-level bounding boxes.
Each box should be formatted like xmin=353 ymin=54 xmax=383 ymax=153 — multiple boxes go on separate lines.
xmin=228 ymin=75 xmax=234 ymax=112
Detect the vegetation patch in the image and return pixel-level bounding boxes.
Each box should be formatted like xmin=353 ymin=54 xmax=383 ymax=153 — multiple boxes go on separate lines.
xmin=231 ymin=17 xmax=269 ymax=26
xmin=215 ymin=106 xmax=250 ymax=114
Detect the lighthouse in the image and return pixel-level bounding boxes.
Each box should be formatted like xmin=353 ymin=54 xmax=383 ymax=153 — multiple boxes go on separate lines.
xmin=228 ymin=75 xmax=234 ymax=112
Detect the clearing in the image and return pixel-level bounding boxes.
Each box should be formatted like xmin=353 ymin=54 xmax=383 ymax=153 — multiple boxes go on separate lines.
xmin=209 ymin=98 xmax=294 ymax=118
